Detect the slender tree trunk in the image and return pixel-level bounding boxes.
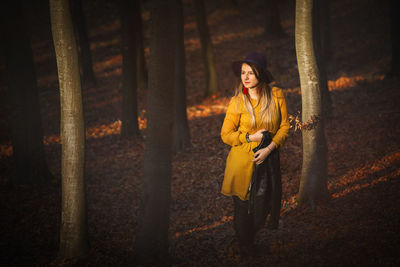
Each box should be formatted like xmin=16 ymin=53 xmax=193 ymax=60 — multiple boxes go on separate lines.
xmin=194 ymin=0 xmax=219 ymax=98
xmin=120 ymin=0 xmax=140 ymax=137
xmin=70 ymin=0 xmax=96 ymax=88
xmin=264 ymin=0 xmax=286 ymax=38
xmin=174 ymin=0 xmax=191 ymax=152
xmin=389 ymin=0 xmax=400 ymax=76
xmin=134 ymin=0 xmax=177 ymax=264
xmin=50 ymin=0 xmax=89 ymax=258
xmin=319 ymin=0 xmax=331 ymax=61
xmin=1 ymin=0 xmax=52 ymax=184
xmin=313 ymin=0 xmax=332 ymax=118
xmin=133 ymin=1 xmax=148 ymax=89
xmin=295 ymin=0 xmax=328 ymax=209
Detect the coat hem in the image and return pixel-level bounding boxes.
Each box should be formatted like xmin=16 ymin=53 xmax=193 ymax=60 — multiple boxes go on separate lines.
xmin=221 ymin=190 xmax=250 ymax=201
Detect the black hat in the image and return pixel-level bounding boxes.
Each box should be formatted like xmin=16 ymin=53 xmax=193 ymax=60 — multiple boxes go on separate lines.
xmin=232 ymin=52 xmax=274 ymax=83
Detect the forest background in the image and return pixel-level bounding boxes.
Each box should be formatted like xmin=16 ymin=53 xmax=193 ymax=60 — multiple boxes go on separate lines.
xmin=0 ymin=0 xmax=399 ymax=266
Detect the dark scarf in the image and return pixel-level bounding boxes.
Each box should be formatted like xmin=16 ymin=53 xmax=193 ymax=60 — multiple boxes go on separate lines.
xmin=248 ymin=131 xmax=282 ymax=230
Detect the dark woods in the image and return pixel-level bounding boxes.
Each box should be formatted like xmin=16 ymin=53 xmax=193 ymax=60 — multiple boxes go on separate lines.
xmin=0 ymin=0 xmax=399 ymax=266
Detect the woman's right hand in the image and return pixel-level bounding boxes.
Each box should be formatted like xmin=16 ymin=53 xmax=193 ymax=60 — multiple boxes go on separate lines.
xmin=249 ymin=128 xmax=266 ymax=142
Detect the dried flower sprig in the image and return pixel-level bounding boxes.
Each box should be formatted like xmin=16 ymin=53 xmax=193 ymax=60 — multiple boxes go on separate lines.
xmin=289 ymin=111 xmax=320 ymax=132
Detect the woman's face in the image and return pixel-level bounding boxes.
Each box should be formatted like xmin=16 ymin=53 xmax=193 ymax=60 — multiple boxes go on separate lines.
xmin=241 ymin=63 xmax=259 ymax=89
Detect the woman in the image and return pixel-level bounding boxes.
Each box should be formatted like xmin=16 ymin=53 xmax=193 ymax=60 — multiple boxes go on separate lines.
xmin=220 ymin=52 xmax=289 ymax=255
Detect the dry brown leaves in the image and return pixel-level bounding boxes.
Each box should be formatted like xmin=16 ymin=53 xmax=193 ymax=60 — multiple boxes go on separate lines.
xmin=288 ymin=111 xmax=320 ymax=131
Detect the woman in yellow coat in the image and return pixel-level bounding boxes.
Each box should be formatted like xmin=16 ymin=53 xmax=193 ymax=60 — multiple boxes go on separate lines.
xmin=221 ymin=52 xmax=289 ymax=255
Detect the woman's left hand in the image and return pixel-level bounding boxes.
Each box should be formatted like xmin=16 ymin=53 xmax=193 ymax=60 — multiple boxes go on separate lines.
xmin=252 ymin=147 xmax=271 ymax=165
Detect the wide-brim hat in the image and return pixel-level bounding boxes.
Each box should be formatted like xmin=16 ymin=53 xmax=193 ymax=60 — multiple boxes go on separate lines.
xmin=232 ymin=52 xmax=274 ymax=83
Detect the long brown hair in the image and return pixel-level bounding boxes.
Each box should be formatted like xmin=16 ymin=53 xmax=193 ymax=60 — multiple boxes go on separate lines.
xmin=234 ymin=62 xmax=277 ymax=130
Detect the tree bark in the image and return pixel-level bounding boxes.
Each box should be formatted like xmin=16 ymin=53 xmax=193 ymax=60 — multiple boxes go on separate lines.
xmin=133 ymin=0 xmax=148 ymax=89
xmin=50 ymin=0 xmax=89 ymax=259
xmin=1 ymin=0 xmax=52 ymax=184
xmin=120 ymin=0 xmax=140 ymax=137
xmin=134 ymin=0 xmax=177 ymax=264
xmin=194 ymin=0 xmax=219 ymax=98
xmin=295 ymin=0 xmax=328 ymax=209
xmin=313 ymin=0 xmax=332 ymax=118
xmin=319 ymin=0 xmax=331 ymax=61
xmin=264 ymin=0 xmax=286 ymax=38
xmin=70 ymin=0 xmax=96 ymax=88
xmin=389 ymin=0 xmax=400 ymax=76
xmin=173 ymin=0 xmax=191 ymax=152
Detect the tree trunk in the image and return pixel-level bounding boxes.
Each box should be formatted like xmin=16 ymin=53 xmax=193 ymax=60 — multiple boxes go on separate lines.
xmin=173 ymin=0 xmax=191 ymax=152
xmin=295 ymin=0 xmax=328 ymax=209
xmin=1 ymin=0 xmax=52 ymax=184
xmin=264 ymin=0 xmax=286 ymax=38
xmin=134 ymin=0 xmax=177 ymax=264
xmin=50 ymin=0 xmax=89 ymax=259
xmin=120 ymin=0 xmax=140 ymax=137
xmin=319 ymin=0 xmax=331 ymax=61
xmin=313 ymin=0 xmax=332 ymax=118
xmin=389 ymin=0 xmax=400 ymax=76
xmin=194 ymin=0 xmax=219 ymax=98
xmin=133 ymin=1 xmax=148 ymax=89
xmin=70 ymin=0 xmax=96 ymax=88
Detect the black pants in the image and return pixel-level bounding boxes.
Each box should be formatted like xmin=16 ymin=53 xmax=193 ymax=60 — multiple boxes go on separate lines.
xmin=233 ymin=196 xmax=255 ymax=246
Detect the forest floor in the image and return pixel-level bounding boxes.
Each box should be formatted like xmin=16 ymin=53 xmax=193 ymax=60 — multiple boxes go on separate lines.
xmin=1 ymin=0 xmax=400 ymax=266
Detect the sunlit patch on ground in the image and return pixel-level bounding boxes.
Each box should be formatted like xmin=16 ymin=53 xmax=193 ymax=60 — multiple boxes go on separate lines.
xmin=187 ymin=101 xmax=228 ymax=120
xmin=93 ymin=55 xmax=122 ymax=73
xmin=174 ymin=215 xmax=233 ymax=238
xmin=90 ymin=38 xmax=120 ymax=51
xmin=285 ymin=74 xmax=385 ymax=95
xmin=328 ymin=75 xmax=385 ymax=91
xmin=329 ymin=152 xmax=400 ymax=199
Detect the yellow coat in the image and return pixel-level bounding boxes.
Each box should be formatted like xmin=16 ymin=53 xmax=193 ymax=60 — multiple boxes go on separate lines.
xmin=220 ymin=87 xmax=289 ymax=200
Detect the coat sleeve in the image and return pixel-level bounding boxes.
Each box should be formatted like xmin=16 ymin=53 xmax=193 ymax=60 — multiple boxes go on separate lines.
xmin=221 ymin=97 xmax=247 ymax=146
xmin=272 ymin=89 xmax=290 ymax=148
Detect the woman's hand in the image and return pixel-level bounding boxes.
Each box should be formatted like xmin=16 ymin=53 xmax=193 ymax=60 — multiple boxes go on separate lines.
xmin=252 ymin=147 xmax=271 ymax=165
xmin=249 ymin=129 xmax=266 ymax=142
